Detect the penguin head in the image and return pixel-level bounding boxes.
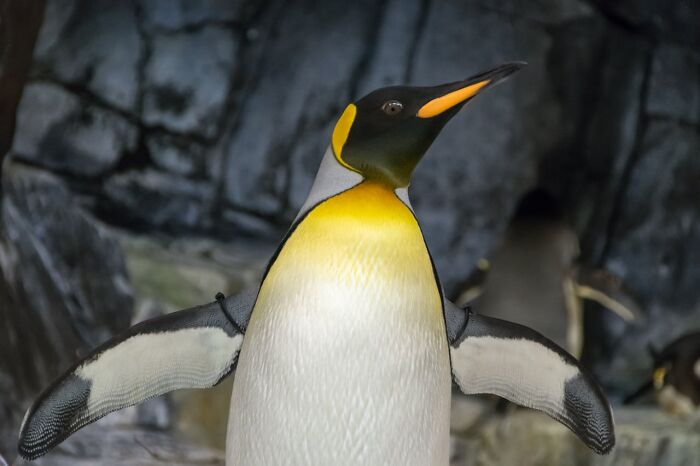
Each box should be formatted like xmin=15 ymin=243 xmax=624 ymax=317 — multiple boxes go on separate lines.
xmin=331 ymin=62 xmax=525 ymax=187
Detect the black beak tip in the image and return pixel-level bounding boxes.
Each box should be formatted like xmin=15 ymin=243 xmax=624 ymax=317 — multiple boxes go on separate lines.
xmin=489 ymin=61 xmax=527 ymax=83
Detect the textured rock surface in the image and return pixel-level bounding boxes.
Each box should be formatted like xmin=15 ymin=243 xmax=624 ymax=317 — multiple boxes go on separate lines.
xmin=13 ymin=83 xmax=137 ymax=176
xmin=450 ymin=406 xmax=700 ymax=466
xmin=34 ymin=0 xmax=142 ymax=113
xmin=143 ymin=28 xmax=237 ymax=138
xmin=0 ymin=163 xmax=134 ymax=460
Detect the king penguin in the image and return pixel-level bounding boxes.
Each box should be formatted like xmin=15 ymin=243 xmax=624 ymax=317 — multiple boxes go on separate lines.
xmin=18 ymin=63 xmax=615 ymax=465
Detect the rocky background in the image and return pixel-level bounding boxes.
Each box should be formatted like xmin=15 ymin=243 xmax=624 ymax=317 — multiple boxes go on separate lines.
xmin=0 ymin=0 xmax=699 ymax=464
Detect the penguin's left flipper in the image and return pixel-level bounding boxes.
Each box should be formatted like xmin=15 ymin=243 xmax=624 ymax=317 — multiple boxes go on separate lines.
xmin=446 ymin=300 xmax=615 ymax=455
xmin=17 ymin=288 xmax=257 ymax=461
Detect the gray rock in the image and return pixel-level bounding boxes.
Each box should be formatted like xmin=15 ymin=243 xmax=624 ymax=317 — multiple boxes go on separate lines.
xmin=147 ymin=132 xmax=206 ymax=177
xmin=356 ymin=0 xmax=425 ymax=94
xmin=143 ymin=27 xmax=238 ymax=138
xmin=12 ymin=82 xmax=137 ymax=176
xmin=31 ymin=0 xmax=76 ymax=61
xmin=567 ymin=28 xmax=650 ymax=260
xmin=449 ymin=407 xmax=700 ymax=466
xmin=223 ymin=0 xmax=383 ymax=215
xmin=33 ymin=0 xmax=142 ymax=113
xmin=0 ymin=163 xmax=134 ymax=393
xmin=103 ymin=169 xmax=215 ymax=231
xmin=647 ymin=44 xmax=700 ymax=125
xmin=592 ymin=121 xmax=700 ymax=394
xmin=0 ymin=163 xmax=134 ymax=459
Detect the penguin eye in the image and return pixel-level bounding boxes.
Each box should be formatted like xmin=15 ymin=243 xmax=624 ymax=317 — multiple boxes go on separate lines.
xmin=381 ymin=100 xmax=403 ymax=115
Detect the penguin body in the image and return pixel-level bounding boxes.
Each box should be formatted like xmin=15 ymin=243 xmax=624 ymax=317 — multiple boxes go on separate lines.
xmin=228 ymin=179 xmax=449 ymax=464
xmin=456 ymin=189 xmax=640 ymax=357
xmin=626 ymin=332 xmax=700 ymax=416
xmin=19 ymin=64 xmax=616 ymax=464
xmin=468 ymin=194 xmax=578 ymax=351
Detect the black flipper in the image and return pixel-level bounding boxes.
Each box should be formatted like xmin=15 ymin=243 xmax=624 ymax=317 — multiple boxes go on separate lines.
xmin=18 ymin=289 xmax=257 ymax=460
xmin=446 ymin=300 xmax=615 ymax=455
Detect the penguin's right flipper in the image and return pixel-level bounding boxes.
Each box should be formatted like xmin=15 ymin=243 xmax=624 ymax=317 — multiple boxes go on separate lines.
xmin=446 ymin=300 xmax=615 ymax=454
xmin=18 ymin=288 xmax=257 ymax=460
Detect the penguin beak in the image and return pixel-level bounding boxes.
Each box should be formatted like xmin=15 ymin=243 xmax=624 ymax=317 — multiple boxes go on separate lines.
xmin=417 ymin=62 xmax=527 ymax=118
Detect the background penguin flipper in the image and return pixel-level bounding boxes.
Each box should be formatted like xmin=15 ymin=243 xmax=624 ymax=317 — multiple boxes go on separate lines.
xmin=572 ymin=266 xmax=642 ymax=322
xmin=17 ymin=289 xmax=257 ymax=461
xmin=447 ymin=300 xmax=615 ymax=455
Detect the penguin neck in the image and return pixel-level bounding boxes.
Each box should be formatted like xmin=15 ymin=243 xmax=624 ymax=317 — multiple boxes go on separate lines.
xmin=296 ymin=146 xmax=414 ymax=222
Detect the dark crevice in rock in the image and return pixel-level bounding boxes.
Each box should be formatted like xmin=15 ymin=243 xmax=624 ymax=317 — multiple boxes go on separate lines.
xmin=403 ymin=0 xmax=432 ymax=83
xmin=150 ymin=19 xmax=241 ymax=36
xmin=132 ymin=0 xmax=150 ymax=119
xmin=219 ymin=199 xmax=288 ymax=230
xmin=583 ymin=0 xmax=645 ymax=35
xmin=598 ymin=45 xmax=655 ymax=262
xmin=274 ymin=115 xmax=309 ymax=219
xmin=539 ymin=17 xmax=610 ymax=225
xmin=9 ymin=152 xmax=111 ymax=184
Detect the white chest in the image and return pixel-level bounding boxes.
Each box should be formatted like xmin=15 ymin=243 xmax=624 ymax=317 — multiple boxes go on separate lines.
xmin=226 ymin=183 xmax=451 ymax=465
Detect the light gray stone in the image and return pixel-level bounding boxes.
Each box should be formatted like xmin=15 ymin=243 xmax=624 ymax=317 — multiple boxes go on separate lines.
xmin=12 ymin=83 xmax=137 ymax=176
xmin=143 ymin=27 xmax=237 ymax=138
xmin=35 ymin=0 xmax=142 ymax=112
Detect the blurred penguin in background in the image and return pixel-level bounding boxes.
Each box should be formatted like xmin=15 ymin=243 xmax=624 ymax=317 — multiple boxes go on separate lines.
xmin=626 ymin=332 xmax=700 ymax=417
xmin=455 ymin=188 xmax=641 ymax=358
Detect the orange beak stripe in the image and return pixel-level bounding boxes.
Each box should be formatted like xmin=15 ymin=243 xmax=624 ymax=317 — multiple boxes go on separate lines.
xmin=417 ymin=80 xmax=491 ymax=118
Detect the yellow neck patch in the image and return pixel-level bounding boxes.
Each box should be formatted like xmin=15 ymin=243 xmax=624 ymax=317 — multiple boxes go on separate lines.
xmin=331 ymin=104 xmax=357 ymax=171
